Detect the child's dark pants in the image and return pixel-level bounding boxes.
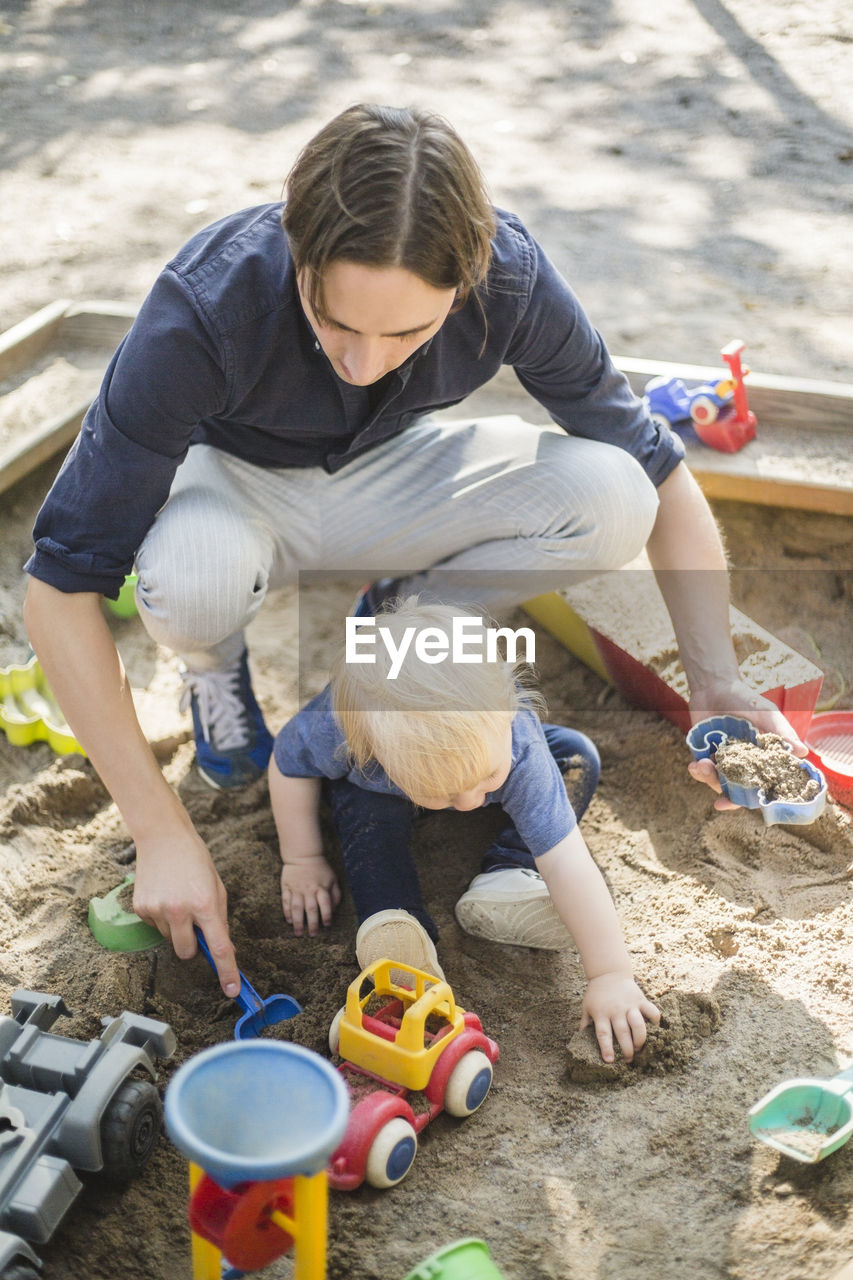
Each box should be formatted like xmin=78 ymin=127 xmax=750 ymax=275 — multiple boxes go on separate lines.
xmin=323 ymin=724 xmax=600 ymax=942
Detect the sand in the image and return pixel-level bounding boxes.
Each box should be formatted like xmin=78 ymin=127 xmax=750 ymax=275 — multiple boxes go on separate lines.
xmin=714 ymin=734 xmax=822 ymax=803
xmin=1 ymin=2 xmax=852 ymax=1278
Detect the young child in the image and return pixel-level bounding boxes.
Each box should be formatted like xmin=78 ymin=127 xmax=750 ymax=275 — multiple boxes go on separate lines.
xmin=270 ymin=598 xmax=659 ymax=1063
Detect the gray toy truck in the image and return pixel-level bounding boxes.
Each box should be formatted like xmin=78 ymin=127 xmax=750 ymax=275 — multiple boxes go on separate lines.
xmin=0 ymin=990 xmax=175 ymax=1279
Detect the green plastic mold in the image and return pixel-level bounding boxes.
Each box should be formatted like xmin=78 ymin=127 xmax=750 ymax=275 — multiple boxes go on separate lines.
xmin=88 ymin=873 xmax=163 ymax=951
xmin=104 ymin=573 xmax=139 ymax=619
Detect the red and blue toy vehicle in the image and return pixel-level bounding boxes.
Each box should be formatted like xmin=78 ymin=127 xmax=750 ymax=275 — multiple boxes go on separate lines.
xmin=644 ymin=339 xmax=757 ymax=453
xmin=327 ymin=960 xmax=499 ymax=1191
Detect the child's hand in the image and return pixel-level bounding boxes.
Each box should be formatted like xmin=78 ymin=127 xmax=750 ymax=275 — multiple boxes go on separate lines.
xmin=281 ymin=855 xmax=341 ymax=937
xmin=580 ymin=973 xmax=660 ymax=1064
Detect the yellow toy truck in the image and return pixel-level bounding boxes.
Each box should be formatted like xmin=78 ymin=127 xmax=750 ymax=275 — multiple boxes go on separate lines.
xmin=327 ymin=960 xmax=499 ymax=1191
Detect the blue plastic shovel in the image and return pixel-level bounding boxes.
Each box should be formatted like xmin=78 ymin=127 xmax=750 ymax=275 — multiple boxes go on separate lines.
xmin=194 ymin=927 xmax=302 ymax=1040
xmin=749 ymin=1063 xmax=853 ymax=1163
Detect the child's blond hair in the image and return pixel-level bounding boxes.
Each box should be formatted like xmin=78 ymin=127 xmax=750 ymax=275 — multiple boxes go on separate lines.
xmin=330 ymin=597 xmax=542 ymax=803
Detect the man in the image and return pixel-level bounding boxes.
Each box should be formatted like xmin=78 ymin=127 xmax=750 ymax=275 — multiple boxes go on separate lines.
xmin=24 ymin=104 xmax=804 ymax=996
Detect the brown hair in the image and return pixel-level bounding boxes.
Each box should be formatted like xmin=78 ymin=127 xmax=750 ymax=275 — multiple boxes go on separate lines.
xmin=283 ymin=104 xmax=496 ymax=321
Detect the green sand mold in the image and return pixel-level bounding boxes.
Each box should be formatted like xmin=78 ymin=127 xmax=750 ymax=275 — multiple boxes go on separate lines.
xmin=104 ymin=573 xmax=139 ymax=619
xmin=402 ymin=1239 xmax=505 ymax=1280
xmin=88 ymin=873 xmax=163 ymax=952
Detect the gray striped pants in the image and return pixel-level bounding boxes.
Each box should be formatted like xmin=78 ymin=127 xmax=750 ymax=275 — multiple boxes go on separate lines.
xmin=134 ymin=414 xmax=659 ymax=670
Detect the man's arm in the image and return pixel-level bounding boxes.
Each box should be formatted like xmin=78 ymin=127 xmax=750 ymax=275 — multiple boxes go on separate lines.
xmin=646 ymin=461 xmax=807 ymax=756
xmin=23 ymin=579 xmax=241 ymax=995
xmin=647 ymin=462 xmax=806 ymax=805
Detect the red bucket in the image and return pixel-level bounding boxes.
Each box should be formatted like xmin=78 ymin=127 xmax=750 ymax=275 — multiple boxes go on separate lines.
xmin=806 ymin=712 xmax=853 ymax=808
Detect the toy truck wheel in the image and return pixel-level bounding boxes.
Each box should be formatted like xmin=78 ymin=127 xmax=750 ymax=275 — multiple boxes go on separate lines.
xmin=649 ymin=411 xmax=672 ymax=432
xmin=689 ymin=395 xmax=719 ymax=426
xmin=100 ymin=1078 xmax=163 ymax=1180
xmin=443 ymin=1049 xmax=493 ymax=1117
xmin=328 ymin=1006 xmax=345 ymax=1055
xmin=364 ymin=1116 xmax=418 ymax=1189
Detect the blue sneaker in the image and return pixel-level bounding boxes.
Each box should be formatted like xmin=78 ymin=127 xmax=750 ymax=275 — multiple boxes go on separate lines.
xmin=179 ymin=650 xmax=274 ymax=790
xmin=351 ymin=578 xmax=403 ymax=618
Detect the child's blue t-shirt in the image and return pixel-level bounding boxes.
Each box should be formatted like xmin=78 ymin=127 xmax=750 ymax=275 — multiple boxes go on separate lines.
xmin=272 ymin=685 xmax=576 ymax=857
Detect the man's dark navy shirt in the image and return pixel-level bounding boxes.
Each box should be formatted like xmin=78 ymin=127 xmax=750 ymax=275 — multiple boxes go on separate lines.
xmin=26 ymin=204 xmax=684 ymax=597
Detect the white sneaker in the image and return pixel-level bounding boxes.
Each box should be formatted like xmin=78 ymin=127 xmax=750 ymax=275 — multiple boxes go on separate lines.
xmin=355 ymin=909 xmax=445 ymax=984
xmin=454 ymin=868 xmax=571 ymax=950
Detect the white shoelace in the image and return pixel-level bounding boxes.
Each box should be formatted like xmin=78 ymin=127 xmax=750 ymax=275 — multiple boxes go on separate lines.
xmin=179 ymin=664 xmax=251 ymax=751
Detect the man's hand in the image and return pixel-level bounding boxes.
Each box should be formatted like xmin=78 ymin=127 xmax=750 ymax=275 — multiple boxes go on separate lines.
xmin=132 ymin=827 xmax=240 ymax=998
xmin=281 ymin=855 xmax=342 ymax=937
xmin=688 ymin=678 xmax=808 ymax=808
xmin=580 ymin=972 xmax=661 ymax=1064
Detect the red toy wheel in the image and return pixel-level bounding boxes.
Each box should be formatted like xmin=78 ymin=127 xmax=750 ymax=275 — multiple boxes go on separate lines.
xmin=364 ymin=1116 xmax=418 ymax=1188
xmin=328 ymin=1005 xmax=345 ymax=1055
xmin=689 ymin=395 xmax=719 ymax=426
xmin=189 ymin=1172 xmax=295 ymax=1270
xmin=443 ymin=1049 xmax=494 ymax=1117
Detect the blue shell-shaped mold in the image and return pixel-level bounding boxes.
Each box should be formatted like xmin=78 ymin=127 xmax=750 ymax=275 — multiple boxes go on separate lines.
xmin=686 ymin=716 xmax=827 ymax=826
xmin=686 ymin=715 xmax=757 ymax=760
